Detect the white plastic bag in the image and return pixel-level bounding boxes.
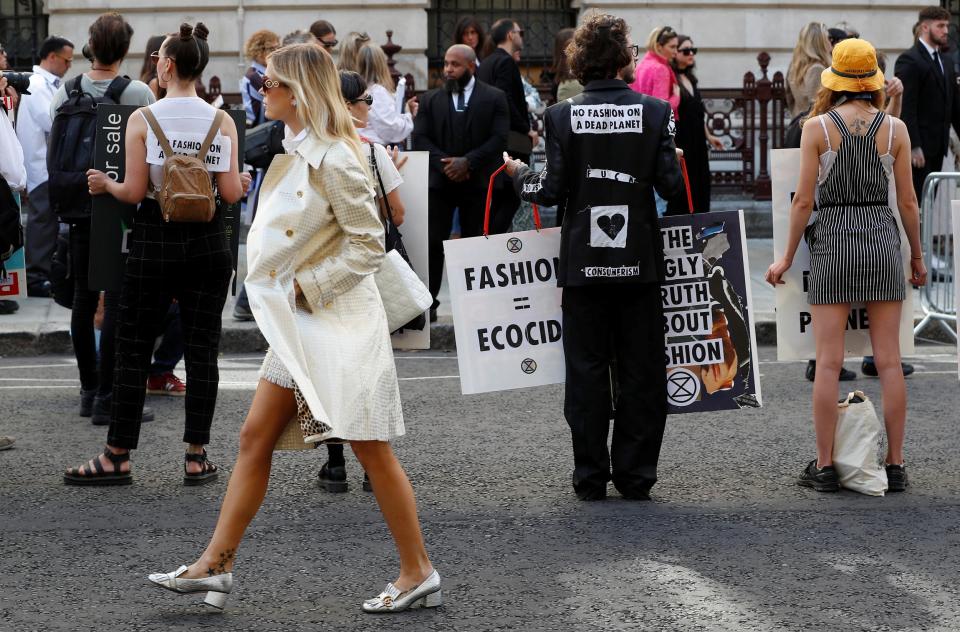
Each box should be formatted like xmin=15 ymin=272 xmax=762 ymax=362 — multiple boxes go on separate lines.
xmin=834 ymin=391 xmax=888 ymax=496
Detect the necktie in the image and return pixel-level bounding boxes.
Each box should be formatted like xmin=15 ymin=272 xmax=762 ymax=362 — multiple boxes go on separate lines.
xmin=933 ymin=50 xmax=944 ymax=76
xmin=456 ymin=90 xmax=465 ymax=112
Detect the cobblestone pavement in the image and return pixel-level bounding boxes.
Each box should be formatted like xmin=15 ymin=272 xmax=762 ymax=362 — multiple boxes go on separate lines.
xmin=1 ymin=348 xmax=959 ymax=631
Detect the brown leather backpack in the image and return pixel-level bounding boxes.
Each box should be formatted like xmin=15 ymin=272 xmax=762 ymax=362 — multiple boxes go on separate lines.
xmin=141 ymin=108 xmax=224 ymax=222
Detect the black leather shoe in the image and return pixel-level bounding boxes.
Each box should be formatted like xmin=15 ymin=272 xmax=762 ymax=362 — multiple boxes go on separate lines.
xmin=429 ymin=307 xmax=438 ymax=323
xmin=79 ymin=388 xmax=97 ymax=417
xmin=805 ymin=360 xmax=856 ymax=382
xmin=797 ymin=459 xmax=839 ymax=492
xmin=861 ymin=360 xmax=914 ymax=377
xmin=886 ymin=464 xmax=908 ymax=492
xmin=318 ymin=462 xmax=348 ymax=493
xmin=0 ymin=300 xmax=19 ymax=315
xmin=576 ymin=489 xmax=607 ymax=501
xmin=91 ymin=394 xmax=154 ymax=425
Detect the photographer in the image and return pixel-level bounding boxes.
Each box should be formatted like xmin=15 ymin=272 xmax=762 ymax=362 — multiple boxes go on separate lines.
xmin=16 ymin=36 xmax=74 ymax=297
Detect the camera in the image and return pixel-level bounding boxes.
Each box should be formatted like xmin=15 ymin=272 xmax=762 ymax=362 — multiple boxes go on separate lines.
xmin=1 ymin=72 xmax=31 ymax=95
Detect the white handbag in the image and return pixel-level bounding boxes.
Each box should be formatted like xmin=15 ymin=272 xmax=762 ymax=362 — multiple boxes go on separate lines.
xmin=374 ymin=249 xmax=432 ymax=332
xmin=834 ymin=391 xmax=888 ymax=496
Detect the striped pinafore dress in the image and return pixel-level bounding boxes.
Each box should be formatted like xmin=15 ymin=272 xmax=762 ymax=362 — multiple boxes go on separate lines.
xmin=807 ymin=109 xmax=905 ymax=305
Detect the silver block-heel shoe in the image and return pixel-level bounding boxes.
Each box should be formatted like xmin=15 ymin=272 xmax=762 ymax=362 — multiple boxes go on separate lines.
xmin=147 ymin=565 xmax=233 ymax=610
xmin=362 ymin=569 xmax=442 ymax=613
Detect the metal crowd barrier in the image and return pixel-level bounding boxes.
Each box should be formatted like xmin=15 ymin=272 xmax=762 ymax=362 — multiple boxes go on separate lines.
xmin=915 ymin=172 xmax=960 ymax=341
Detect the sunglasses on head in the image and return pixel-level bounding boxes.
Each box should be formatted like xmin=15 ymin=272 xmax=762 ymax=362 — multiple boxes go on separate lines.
xmin=678 ymin=47 xmax=698 ymax=55
xmin=348 ymin=94 xmax=373 ymax=106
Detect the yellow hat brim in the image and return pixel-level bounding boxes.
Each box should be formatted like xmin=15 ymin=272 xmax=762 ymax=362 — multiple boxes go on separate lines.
xmin=821 ymin=66 xmax=885 ymax=93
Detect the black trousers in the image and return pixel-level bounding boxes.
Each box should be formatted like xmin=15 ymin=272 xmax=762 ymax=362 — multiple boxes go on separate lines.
xmin=108 ymin=200 xmax=232 ymax=450
xmin=69 ymin=221 xmax=118 ymax=396
xmin=428 ymin=184 xmax=485 ymax=305
xmin=25 ymin=182 xmax=57 ymax=289
xmin=912 ymin=149 xmax=944 ymax=202
xmin=562 ymin=283 xmax=667 ymax=497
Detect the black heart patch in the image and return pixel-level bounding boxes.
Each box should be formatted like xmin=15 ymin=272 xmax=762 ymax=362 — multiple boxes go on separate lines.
xmin=597 ymin=213 xmax=625 ymax=239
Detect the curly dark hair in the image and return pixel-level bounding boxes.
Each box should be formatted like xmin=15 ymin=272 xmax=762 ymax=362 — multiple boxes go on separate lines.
xmin=567 ymin=14 xmax=632 ymax=84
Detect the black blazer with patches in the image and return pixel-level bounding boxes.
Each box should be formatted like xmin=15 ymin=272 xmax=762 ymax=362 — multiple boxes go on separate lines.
xmin=412 ymin=80 xmax=510 ymax=190
xmin=895 ymin=40 xmax=960 ymax=158
xmin=512 ymin=79 xmax=683 ymax=287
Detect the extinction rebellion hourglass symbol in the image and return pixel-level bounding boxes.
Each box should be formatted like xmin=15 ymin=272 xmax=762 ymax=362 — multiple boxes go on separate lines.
xmin=506 ymin=238 xmax=523 ymax=253
xmin=521 ymin=358 xmax=538 ymax=374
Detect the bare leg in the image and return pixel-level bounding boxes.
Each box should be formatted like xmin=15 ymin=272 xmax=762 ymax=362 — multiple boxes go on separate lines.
xmin=181 ymin=379 xmax=296 ymax=578
xmin=811 ymin=303 xmax=852 ymax=467
xmin=351 ymin=441 xmax=433 ymax=591
xmin=865 ymin=300 xmax=906 ymax=465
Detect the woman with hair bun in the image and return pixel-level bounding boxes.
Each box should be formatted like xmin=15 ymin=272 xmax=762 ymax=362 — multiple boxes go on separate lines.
xmin=66 ymin=22 xmax=249 ymax=486
xmin=146 ymin=42 xmax=440 ymax=614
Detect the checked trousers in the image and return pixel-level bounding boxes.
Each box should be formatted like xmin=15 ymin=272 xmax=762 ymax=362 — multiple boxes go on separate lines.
xmin=562 ymin=283 xmax=667 ymax=498
xmin=107 ymin=199 xmax=232 ymax=450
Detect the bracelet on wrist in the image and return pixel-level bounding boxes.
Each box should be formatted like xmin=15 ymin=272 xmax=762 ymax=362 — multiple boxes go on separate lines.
xmin=911 ymin=254 xmax=923 ymax=260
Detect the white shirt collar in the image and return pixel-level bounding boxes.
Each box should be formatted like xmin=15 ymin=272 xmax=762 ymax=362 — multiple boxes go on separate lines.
xmin=920 ymin=37 xmax=940 ymax=57
xmin=450 ymin=75 xmax=476 ymax=109
xmin=31 ymin=65 xmax=61 ymax=88
xmin=282 ymin=126 xmax=308 ymax=154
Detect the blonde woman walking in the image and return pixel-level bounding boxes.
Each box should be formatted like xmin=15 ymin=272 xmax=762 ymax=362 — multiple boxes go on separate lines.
xmin=146 ymin=43 xmax=440 ymax=612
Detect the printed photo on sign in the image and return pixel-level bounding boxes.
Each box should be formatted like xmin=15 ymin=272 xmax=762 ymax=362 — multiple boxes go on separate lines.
xmin=658 ymin=211 xmax=763 ymax=413
xmin=590 ymin=205 xmax=628 ymax=248
xmin=146 ymin=129 xmax=232 ymax=172
xmin=570 ymin=104 xmax=644 ymax=134
xmin=770 ymin=149 xmax=914 ymax=360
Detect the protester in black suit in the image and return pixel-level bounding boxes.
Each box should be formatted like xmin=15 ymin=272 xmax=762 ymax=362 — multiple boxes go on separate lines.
xmin=895 ymin=5 xmax=960 ymax=199
xmin=476 ymin=19 xmax=537 ymax=234
xmin=505 ymin=14 xmax=683 ymax=501
xmin=412 ymin=44 xmax=509 ymax=319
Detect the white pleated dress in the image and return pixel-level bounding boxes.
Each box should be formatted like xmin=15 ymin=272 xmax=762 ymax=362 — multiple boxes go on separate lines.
xmin=246 ymin=130 xmax=404 ymax=444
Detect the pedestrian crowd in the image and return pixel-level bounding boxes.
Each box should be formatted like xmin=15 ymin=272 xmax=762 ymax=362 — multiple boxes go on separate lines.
xmin=0 ymin=3 xmax=951 ymax=614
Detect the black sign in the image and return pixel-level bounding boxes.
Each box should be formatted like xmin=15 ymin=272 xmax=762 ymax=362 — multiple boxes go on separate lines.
xmin=90 ymin=105 xmax=246 ymax=292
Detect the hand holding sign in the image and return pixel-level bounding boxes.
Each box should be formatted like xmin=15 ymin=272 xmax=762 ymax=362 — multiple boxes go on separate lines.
xmin=86 ymin=169 xmax=110 ymax=196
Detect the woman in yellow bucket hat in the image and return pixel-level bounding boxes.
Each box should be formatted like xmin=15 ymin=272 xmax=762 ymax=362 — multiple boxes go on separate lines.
xmin=766 ymin=38 xmax=926 ymax=493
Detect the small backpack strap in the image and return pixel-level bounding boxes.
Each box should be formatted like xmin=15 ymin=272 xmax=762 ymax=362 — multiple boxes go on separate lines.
xmin=140 ymin=107 xmax=175 ymax=160
xmin=197 ymin=110 xmax=225 ymax=163
xmin=103 ymin=75 xmax=131 ymax=103
xmin=818 ymin=115 xmax=832 ymax=152
xmin=67 ymin=75 xmax=85 ymax=99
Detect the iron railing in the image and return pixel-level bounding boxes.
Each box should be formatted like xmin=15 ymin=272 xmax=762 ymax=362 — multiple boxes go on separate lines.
xmin=915 ymin=172 xmax=960 ymax=341
xmin=0 ymin=0 xmax=47 ymax=70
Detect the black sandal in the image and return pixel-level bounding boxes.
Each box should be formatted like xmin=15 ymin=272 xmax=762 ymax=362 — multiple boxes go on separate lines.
xmin=64 ymin=448 xmax=133 ymax=486
xmin=184 ymin=450 xmax=219 ymax=486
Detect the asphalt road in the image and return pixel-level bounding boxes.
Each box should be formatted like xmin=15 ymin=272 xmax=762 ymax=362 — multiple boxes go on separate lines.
xmin=1 ymin=348 xmax=959 ymax=631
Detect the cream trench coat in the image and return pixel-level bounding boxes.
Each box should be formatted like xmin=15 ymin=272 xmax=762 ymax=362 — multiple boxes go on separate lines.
xmin=245 ymin=133 xmax=404 ymax=443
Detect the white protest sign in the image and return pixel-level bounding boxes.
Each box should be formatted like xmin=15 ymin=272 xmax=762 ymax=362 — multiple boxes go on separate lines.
xmin=953 ymin=201 xmax=960 ymax=381
xmin=771 ymin=149 xmax=914 ymax=361
xmin=390 ymin=151 xmax=430 ymax=350
xmin=444 ymin=228 xmax=564 ymax=394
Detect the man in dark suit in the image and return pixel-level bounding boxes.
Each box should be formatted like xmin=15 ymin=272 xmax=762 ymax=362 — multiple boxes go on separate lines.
xmin=895 ymin=5 xmax=960 ymax=199
xmin=412 ymin=44 xmax=509 ymax=319
xmin=505 ymin=14 xmax=683 ymax=501
xmin=476 ymin=19 xmax=537 ymax=234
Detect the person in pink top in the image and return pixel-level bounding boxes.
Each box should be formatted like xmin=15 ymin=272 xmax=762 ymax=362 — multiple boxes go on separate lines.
xmin=630 ymin=25 xmax=680 ymax=118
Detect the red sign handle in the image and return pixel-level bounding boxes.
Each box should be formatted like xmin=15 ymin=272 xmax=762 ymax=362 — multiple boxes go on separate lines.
xmin=484 ymin=164 xmax=541 ymax=236
xmin=679 ymin=156 xmax=695 ymax=214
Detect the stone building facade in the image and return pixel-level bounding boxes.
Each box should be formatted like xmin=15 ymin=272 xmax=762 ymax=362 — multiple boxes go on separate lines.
xmin=11 ymin=1 xmax=938 ymax=92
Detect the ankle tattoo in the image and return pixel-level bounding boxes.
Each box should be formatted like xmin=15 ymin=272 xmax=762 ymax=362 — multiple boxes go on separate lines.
xmin=208 ymin=548 xmax=236 ymax=576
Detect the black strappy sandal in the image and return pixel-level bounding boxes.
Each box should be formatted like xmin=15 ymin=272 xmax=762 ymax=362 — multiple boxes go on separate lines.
xmin=63 ymin=448 xmax=133 ymax=486
xmin=184 ymin=450 xmax=219 ymax=486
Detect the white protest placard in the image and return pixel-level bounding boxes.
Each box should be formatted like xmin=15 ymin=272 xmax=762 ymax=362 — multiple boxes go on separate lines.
xmin=953 ymin=201 xmax=960 ymax=380
xmin=771 ymin=149 xmax=914 ymax=361
xmin=444 ymin=228 xmax=564 ymax=394
xmin=390 ymin=151 xmax=430 ymax=350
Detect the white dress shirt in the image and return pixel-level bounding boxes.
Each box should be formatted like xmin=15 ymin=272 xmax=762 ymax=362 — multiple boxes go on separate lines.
xmin=450 ymin=76 xmax=476 ymax=111
xmin=14 ymin=66 xmax=60 ymax=192
xmin=364 ymin=82 xmax=413 ymax=146
xmin=919 ymin=37 xmax=944 ymax=74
